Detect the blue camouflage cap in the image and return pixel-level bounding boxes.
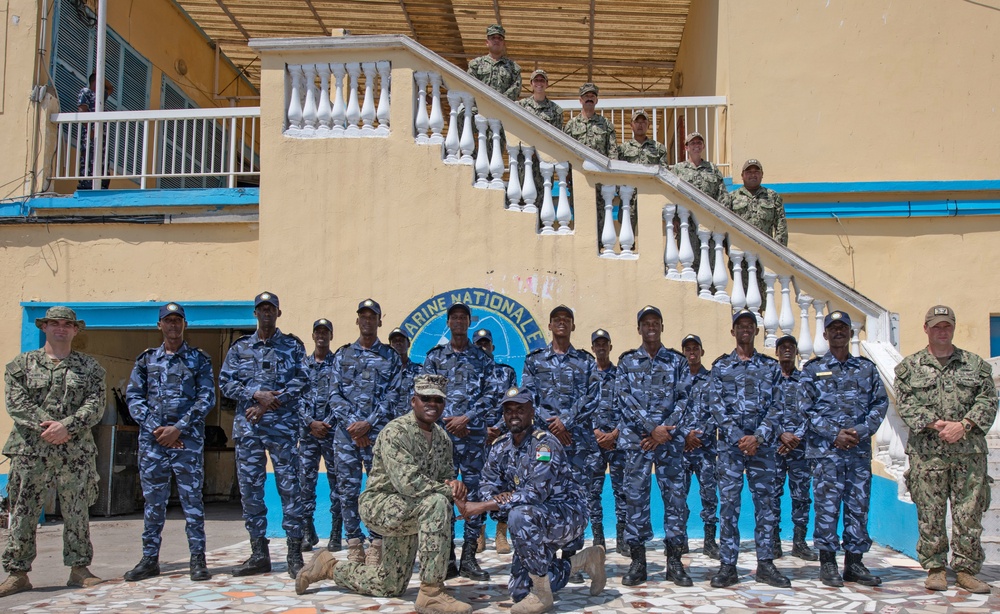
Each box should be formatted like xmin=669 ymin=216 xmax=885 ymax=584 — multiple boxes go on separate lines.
xmin=447 ymin=302 xmax=471 ymax=317
xmin=500 ymin=386 xmax=533 ymax=407
xmin=732 ymin=308 xmax=757 ymax=325
xmin=159 ymin=302 xmax=186 ymax=320
xmin=681 ymin=334 xmax=702 ymax=348
xmin=313 ymin=318 xmax=333 ymax=332
xmin=254 ymin=291 xmax=279 ymax=308
xmin=636 ymin=305 xmax=662 ymax=323
xmin=357 ymin=298 xmax=382 ymax=316
xmin=592 ymin=329 xmax=611 ymax=343
xmin=388 ymin=327 xmax=408 ymax=341
xmin=775 ymin=334 xmax=797 ymax=348
xmin=824 ymin=310 xmax=852 ymax=329
xmin=473 ymin=328 xmax=493 ymax=344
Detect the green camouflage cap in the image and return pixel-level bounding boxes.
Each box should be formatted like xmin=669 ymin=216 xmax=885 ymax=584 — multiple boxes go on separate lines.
xmin=486 ymin=24 xmax=506 ymax=38
xmin=579 ymin=82 xmax=599 ymax=96
xmin=35 ymin=305 xmax=85 ymax=329
xmin=530 ymin=69 xmax=549 ymax=82
xmin=414 ymin=374 xmax=448 ymax=398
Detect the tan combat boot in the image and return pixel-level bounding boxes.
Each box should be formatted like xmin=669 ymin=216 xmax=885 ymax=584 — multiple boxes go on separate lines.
xmin=414 ymin=582 xmax=473 ymax=614
xmin=495 ymin=522 xmax=512 ymax=555
xmin=295 ymin=550 xmax=336 ymax=595
xmin=924 ymin=567 xmax=947 ymax=591
xmin=0 ymin=571 xmax=32 ymax=597
xmin=365 ymin=539 xmax=383 ymax=567
xmin=510 ymin=573 xmax=553 ymax=614
xmin=956 ymin=571 xmax=992 ymax=594
xmin=570 ymin=546 xmax=607 ymax=596
xmin=347 ymin=537 xmax=366 ymax=564
xmin=477 ymin=530 xmax=486 ymax=553
xmin=67 ymin=566 xmax=103 ymax=588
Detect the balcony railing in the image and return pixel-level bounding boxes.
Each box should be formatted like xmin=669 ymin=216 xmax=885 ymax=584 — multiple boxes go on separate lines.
xmin=50 ymin=107 xmax=261 ymax=189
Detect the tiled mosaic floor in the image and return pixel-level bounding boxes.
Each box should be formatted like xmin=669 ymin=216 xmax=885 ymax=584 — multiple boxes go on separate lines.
xmin=9 ymin=540 xmax=999 ymax=613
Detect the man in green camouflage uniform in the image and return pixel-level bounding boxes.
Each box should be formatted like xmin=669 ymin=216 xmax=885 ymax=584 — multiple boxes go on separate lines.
xmin=563 ymin=83 xmax=617 ymax=157
xmin=296 ymin=374 xmax=472 ymax=614
xmin=895 ymin=305 xmax=997 ymax=594
xmin=721 ymin=159 xmax=787 ymax=245
xmin=468 ymin=24 xmax=522 ymax=101
xmin=0 ymin=306 xmax=106 ymax=597
xmin=615 ymin=109 xmax=665 ymax=238
xmin=518 ymin=69 xmax=563 ymax=129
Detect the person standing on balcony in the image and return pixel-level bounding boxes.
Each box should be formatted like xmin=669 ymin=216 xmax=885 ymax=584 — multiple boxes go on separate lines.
xmin=297 ymin=319 xmax=343 ymax=553
xmin=219 ymin=292 xmax=309 ymax=579
xmin=521 ymin=306 xmax=600 ymax=585
xmin=563 ymin=83 xmax=617 ymax=157
xmin=615 ymin=109 xmax=665 ymax=238
xmin=800 ymin=311 xmax=887 ymax=588
xmin=518 ymin=69 xmax=563 ymax=129
xmin=615 ymin=305 xmax=692 ymax=587
xmin=670 ymin=132 xmax=727 ymax=201
xmin=722 ymin=159 xmax=787 ymax=246
xmin=708 ymin=309 xmax=789 ymax=589
xmin=388 ymin=328 xmax=422 ymax=421
xmin=0 ymin=307 xmax=105 ymax=597
xmin=328 ymin=299 xmax=403 ymax=568
xmin=895 ymin=305 xmax=998 ymax=594
xmin=771 ymin=335 xmax=818 ymax=562
xmin=77 ymin=72 xmax=113 ymax=190
xmin=589 ymin=329 xmax=628 ymax=557
xmin=468 ymin=24 xmax=522 ymax=101
xmin=123 ymin=303 xmax=215 ymax=583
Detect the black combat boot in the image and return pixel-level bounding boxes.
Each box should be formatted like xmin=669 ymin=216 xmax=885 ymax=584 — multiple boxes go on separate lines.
xmin=190 ymin=553 xmax=212 ymax=581
xmin=287 ymin=538 xmax=305 ymax=578
xmin=710 ymin=563 xmax=739 ymax=588
xmin=327 ymin=515 xmax=343 ymax=552
xmin=843 ymin=552 xmax=881 ymax=586
xmin=592 ymin=522 xmax=605 ymax=549
xmin=459 ymin=540 xmax=490 ymax=581
xmin=703 ymin=524 xmax=720 ymax=560
xmin=446 ymin=545 xmax=460 ymax=580
xmin=301 ymin=519 xmax=318 ymax=552
xmin=621 ymin=545 xmax=647 ymax=586
xmin=755 ymin=559 xmax=791 ymax=588
xmin=772 ymin=527 xmax=783 ymax=559
xmin=791 ymin=526 xmax=817 ymax=561
xmin=124 ymin=555 xmax=160 ymax=582
xmin=664 ymin=543 xmax=693 ymax=587
xmin=819 ymin=550 xmax=844 ymax=587
xmin=616 ymin=525 xmax=631 ymax=558
xmin=233 ymin=537 xmax=271 ymax=576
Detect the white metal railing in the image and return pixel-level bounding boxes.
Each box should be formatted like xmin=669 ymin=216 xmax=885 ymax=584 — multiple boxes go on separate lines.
xmin=51 ymin=107 xmax=260 ymax=189
xmin=556 ymin=96 xmax=729 ymax=175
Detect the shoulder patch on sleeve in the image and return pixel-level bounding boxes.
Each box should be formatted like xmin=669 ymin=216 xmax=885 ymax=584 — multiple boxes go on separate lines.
xmin=535 ymin=441 xmax=552 ymax=462
xmin=979 ymin=361 xmax=994 ymax=378
xmin=894 ymin=361 xmax=910 ymax=378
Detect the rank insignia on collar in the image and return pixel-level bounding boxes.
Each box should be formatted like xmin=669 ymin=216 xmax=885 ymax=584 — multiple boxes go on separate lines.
xmin=513 ymin=475 xmax=520 ymax=486
xmin=536 ymin=443 xmax=551 ymax=462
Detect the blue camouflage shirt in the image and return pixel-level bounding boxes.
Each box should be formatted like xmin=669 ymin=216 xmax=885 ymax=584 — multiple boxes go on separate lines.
xmin=391 ymin=360 xmax=424 ymax=421
xmin=776 ymin=368 xmax=806 ymax=438
xmin=799 ymin=352 xmax=888 ymax=459
xmin=522 ymin=344 xmax=599 ymax=449
xmin=302 ymin=351 xmax=336 ymax=427
xmin=127 ymin=341 xmax=216 ymax=441
xmin=219 ymin=329 xmax=309 ymax=439
xmin=708 ymin=349 xmax=783 ymax=447
xmin=682 ymin=365 xmax=716 ymax=451
xmin=614 ymin=345 xmax=690 ymax=452
xmin=479 ymin=427 xmax=585 ymax=513
xmin=328 ymin=339 xmax=403 ymax=438
xmin=486 ymin=359 xmax=518 ymax=429
xmin=422 ymin=343 xmax=494 ymax=432
xmin=591 ymin=363 xmax=618 ymax=432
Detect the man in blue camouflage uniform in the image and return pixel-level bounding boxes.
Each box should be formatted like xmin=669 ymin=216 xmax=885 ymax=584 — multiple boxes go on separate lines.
xmin=124 ymin=303 xmax=215 ymax=583
xmin=329 ymin=299 xmax=403 ymax=567
xmin=298 ymin=318 xmax=342 ymax=553
xmin=800 ymin=311 xmax=887 ymax=587
xmin=464 ymin=387 xmax=606 ymax=613
xmin=615 ymin=305 xmax=692 ymax=587
xmin=219 ymin=291 xmax=309 ymax=578
xmin=708 ymin=309 xmax=789 ymax=588
xmin=422 ymin=302 xmax=494 ymax=581
xmin=473 ymin=327 xmax=516 ymax=554
xmin=772 ymin=335 xmax=818 ymax=562
xmin=521 ymin=306 xmax=599 ymax=584
xmin=678 ymin=334 xmax=719 ymax=560
xmin=389 ymin=328 xmax=422 ymax=421
xmin=589 ymin=329 xmax=627 ymax=556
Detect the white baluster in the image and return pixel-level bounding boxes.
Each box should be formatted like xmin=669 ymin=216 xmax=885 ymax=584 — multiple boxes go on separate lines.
xmin=851 ymin=318 xmax=863 ymax=356
xmin=287 ymin=64 xmax=304 ymax=132
xmin=875 ymin=420 xmax=892 ymax=456
xmin=488 ymin=118 xmax=505 ymax=189
xmin=330 ymin=63 xmax=347 ymax=135
xmin=663 ymin=206 xmax=680 ymax=279
xmin=600 ymin=184 xmax=618 ymax=255
xmin=302 ymin=64 xmax=318 ymax=131
xmin=711 ymin=232 xmax=729 ymax=303
xmin=413 ymin=71 xmax=430 ymax=143
xmin=360 ymin=62 xmax=376 ymax=132
xmin=444 ymin=92 xmax=461 ymax=162
xmin=375 ymin=61 xmax=391 ymax=134
xmin=696 ymin=228 xmax=713 ymax=298
xmin=459 ymin=94 xmax=475 ymax=164
xmin=618 ymin=185 xmax=635 ymax=253
xmin=745 ymin=252 xmax=762 ymax=314
xmin=520 ymin=146 xmax=537 ymax=212
xmin=538 ymin=163 xmax=556 ymax=234
xmin=474 ymin=115 xmax=490 ymax=188
xmin=427 ymin=72 xmax=443 ymax=143
xmin=762 ymin=271 xmax=779 ymax=347
xmin=316 ymin=64 xmax=332 ymax=132
xmin=813 ymin=300 xmax=829 ymax=356
xmin=678 ymin=206 xmax=696 ymax=281
xmin=345 ymin=62 xmax=362 ymax=135
xmin=506 ymin=144 xmax=522 ymax=210
xmin=988 ymin=410 xmax=1000 ymax=439
xmin=797 ymin=294 xmax=814 ymax=359
xmin=555 ymin=163 xmax=573 ymax=234
xmin=778 ymin=275 xmax=795 ymax=335
xmin=730 ymin=250 xmax=746 ymax=310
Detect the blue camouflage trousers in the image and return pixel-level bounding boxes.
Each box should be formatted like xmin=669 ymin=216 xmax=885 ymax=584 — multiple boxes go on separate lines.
xmin=298 ymin=433 xmax=342 ymax=522
xmin=234 ymin=426 xmax=303 ymax=540
xmin=774 ymin=447 xmax=812 ymax=530
xmin=451 ymin=432 xmax=487 ymax=542
xmin=591 ymin=446 xmax=627 ymax=532
xmin=562 ymin=435 xmax=597 ymax=551
xmin=717 ymin=445 xmax=778 ymax=564
xmin=812 ymin=452 xmax=872 ymax=553
xmin=138 ymin=435 xmax=206 ymax=556
xmin=622 ymin=447 xmax=688 ymax=548
xmin=333 ymin=428 xmax=377 ymax=541
xmin=507 ymin=501 xmax=586 ymax=602
xmin=681 ymin=446 xmax=719 ymax=537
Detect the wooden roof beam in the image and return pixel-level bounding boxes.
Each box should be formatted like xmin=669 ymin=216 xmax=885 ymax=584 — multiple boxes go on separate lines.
xmin=213 ymin=0 xmax=250 ymax=41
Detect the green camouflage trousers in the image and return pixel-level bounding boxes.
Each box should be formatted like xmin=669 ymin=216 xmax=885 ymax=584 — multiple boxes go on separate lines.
xmin=332 ymin=491 xmax=452 ymax=596
xmin=905 ymin=453 xmax=992 ymax=574
xmin=2 ymin=452 xmax=99 ymax=572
